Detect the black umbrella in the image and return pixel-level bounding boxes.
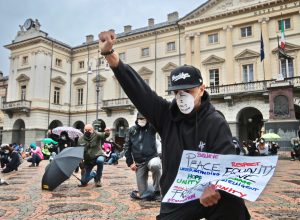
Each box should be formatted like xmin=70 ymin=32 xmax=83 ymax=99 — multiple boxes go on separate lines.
xmin=42 ymin=146 xmax=83 ymax=191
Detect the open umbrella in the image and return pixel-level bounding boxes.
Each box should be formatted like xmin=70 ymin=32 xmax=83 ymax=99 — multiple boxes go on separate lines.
xmin=41 ymin=146 xmax=83 ymax=191
xmin=52 ymin=127 xmax=83 ymax=140
xmin=261 ymin=133 xmax=281 ymax=141
xmin=41 ymin=138 xmax=58 ymax=145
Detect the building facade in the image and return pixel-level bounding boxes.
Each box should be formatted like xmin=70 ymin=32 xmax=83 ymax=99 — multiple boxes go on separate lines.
xmin=1 ymin=0 xmax=300 ymax=148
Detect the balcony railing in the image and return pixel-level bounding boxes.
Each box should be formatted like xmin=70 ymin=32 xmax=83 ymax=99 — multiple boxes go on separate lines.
xmin=206 ymin=76 xmax=300 ymax=96
xmin=1 ymin=100 xmax=31 ymax=118
xmin=102 ymin=98 xmax=135 ymax=116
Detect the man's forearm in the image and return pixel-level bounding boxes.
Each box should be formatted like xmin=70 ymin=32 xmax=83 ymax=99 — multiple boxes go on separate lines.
xmin=104 ymin=51 xmax=120 ymax=68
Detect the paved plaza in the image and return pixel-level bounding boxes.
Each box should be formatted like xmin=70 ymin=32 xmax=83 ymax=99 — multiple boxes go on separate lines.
xmin=0 ymin=157 xmax=299 ymax=220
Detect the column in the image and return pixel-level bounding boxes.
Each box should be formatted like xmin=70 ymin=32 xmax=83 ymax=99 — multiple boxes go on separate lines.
xmin=194 ymin=33 xmax=201 ymax=69
xmin=259 ymin=17 xmax=271 ymax=80
xmin=185 ymin=35 xmax=192 ymax=65
xmin=223 ymin=25 xmax=234 ymax=84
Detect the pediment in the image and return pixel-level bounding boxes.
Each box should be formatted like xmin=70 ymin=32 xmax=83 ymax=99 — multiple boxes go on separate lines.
xmin=161 ymin=62 xmax=178 ymax=72
xmin=272 ymin=42 xmax=300 ymax=54
xmin=202 ymin=55 xmax=225 ymax=65
xmin=181 ymin=0 xmax=264 ymax=23
xmin=51 ymin=76 xmax=66 ymax=85
xmin=92 ymin=75 xmax=107 ymax=83
xmin=16 ymin=74 xmax=30 ymax=82
xmin=137 ymin=67 xmax=153 ymax=76
xmin=73 ymin=77 xmax=86 ymax=86
xmin=235 ymin=49 xmax=259 ymax=60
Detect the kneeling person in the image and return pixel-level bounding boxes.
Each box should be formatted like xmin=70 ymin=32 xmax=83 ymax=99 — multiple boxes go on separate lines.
xmin=125 ymin=112 xmax=161 ymax=200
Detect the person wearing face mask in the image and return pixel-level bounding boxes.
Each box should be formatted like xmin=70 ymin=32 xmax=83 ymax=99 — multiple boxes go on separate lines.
xmin=124 ymin=112 xmax=162 ymax=201
xmin=57 ymin=131 xmax=74 ymax=153
xmin=290 ymin=138 xmax=300 ymax=161
xmin=99 ymin=31 xmax=250 ymax=220
xmin=1 ymin=145 xmax=21 ymax=173
xmin=257 ymin=138 xmax=269 ymax=156
xmin=78 ymin=124 xmax=110 ymax=187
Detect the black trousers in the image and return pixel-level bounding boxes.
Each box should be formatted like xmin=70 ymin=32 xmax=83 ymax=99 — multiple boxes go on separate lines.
xmin=157 ymin=191 xmax=250 ymax=220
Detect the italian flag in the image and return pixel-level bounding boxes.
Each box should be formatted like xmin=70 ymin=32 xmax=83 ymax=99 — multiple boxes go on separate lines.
xmin=280 ymin=19 xmax=286 ymax=49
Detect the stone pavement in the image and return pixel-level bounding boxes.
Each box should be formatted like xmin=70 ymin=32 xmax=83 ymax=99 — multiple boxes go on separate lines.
xmin=0 ymin=158 xmax=299 ymax=220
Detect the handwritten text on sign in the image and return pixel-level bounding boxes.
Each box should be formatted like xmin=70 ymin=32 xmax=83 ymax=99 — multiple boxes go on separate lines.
xmin=162 ymin=151 xmax=278 ymax=203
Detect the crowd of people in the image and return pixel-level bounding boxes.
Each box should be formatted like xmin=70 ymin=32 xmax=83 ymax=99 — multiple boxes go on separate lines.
xmin=2 ymin=29 xmax=300 ymax=220
xmin=233 ymin=137 xmax=280 ymax=156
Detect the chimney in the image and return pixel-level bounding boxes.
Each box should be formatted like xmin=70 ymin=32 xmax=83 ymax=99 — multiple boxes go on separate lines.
xmin=124 ymin=25 xmax=132 ymax=33
xmin=167 ymin=11 xmax=179 ymax=22
xmin=148 ymin=18 xmax=154 ymax=27
xmin=86 ymin=34 xmax=94 ymax=44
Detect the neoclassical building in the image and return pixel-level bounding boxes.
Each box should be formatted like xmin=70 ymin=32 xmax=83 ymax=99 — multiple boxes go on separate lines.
xmin=1 ymin=0 xmax=300 ymax=149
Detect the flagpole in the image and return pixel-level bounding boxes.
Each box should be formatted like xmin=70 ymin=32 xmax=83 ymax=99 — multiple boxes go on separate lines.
xmin=260 ymin=31 xmax=265 ymax=81
xmin=277 ymin=35 xmax=283 ymax=81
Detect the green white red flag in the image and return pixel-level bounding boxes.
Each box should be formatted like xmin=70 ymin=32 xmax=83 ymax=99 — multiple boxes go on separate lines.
xmin=280 ymin=19 xmax=286 ymax=49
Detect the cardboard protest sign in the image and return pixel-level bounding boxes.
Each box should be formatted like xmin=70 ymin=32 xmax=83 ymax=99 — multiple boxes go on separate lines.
xmin=162 ymin=150 xmax=278 ymax=203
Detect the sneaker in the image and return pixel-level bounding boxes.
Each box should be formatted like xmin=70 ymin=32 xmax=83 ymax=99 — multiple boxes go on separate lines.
xmin=95 ymin=180 xmax=102 ymax=187
xmin=130 ymin=190 xmax=142 ymax=200
xmin=29 ymin=164 xmax=35 ymax=167
xmin=78 ymin=183 xmax=88 ymax=187
xmin=0 ymin=179 xmax=9 ymax=185
xmin=290 ymin=158 xmax=295 ymax=161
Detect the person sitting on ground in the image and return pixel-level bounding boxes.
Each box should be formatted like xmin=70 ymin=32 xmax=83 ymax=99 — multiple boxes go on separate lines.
xmin=124 ymin=112 xmax=162 ymax=201
xmin=103 ymin=142 xmax=112 ymax=161
xmin=242 ymin=141 xmax=249 ymax=156
xmin=0 ymin=144 xmax=10 ymax=169
xmin=232 ymin=137 xmax=242 ymax=155
xmin=268 ymin=142 xmax=279 ymax=155
xmin=103 ymin=131 xmax=121 ymax=165
xmin=247 ymin=139 xmax=260 ymax=156
xmin=1 ymin=144 xmax=21 ymax=173
xmin=257 ymin=138 xmax=269 ymax=156
xmin=27 ymin=143 xmax=44 ymax=167
xmin=291 ymin=138 xmax=300 ymax=161
xmin=78 ymin=124 xmax=110 ymax=187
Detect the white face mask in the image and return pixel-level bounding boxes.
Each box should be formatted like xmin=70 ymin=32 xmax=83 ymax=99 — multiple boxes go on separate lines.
xmin=137 ymin=119 xmax=147 ymax=127
xmin=175 ymin=91 xmax=197 ymax=114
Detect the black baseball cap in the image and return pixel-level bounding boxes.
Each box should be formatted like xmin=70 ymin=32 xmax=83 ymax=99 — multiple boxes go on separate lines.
xmin=137 ymin=112 xmax=145 ymax=119
xmin=166 ymin=65 xmax=203 ymax=92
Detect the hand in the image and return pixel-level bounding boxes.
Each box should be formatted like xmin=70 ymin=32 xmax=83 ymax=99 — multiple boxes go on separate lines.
xmin=99 ymin=31 xmax=116 ymax=53
xmin=104 ymin=128 xmax=110 ymax=135
xmin=199 ymin=185 xmax=221 ymax=207
xmin=130 ymin=163 xmax=137 ymax=171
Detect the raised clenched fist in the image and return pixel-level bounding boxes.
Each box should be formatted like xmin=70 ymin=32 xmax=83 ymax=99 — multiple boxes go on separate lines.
xmin=99 ymin=31 xmax=116 ymax=53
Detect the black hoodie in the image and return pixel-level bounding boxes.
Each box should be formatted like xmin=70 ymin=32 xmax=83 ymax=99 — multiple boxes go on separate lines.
xmin=112 ymin=61 xmax=235 ymax=214
xmin=124 ymin=120 xmax=157 ymax=166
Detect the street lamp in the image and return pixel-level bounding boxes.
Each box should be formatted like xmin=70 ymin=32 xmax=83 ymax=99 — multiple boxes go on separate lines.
xmin=95 ymin=71 xmax=100 ymax=120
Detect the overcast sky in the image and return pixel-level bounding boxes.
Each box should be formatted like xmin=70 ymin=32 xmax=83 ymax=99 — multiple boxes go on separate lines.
xmin=0 ymin=0 xmax=207 ymax=75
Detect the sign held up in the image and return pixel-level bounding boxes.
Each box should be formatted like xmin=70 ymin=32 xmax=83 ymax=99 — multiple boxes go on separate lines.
xmin=162 ymin=151 xmax=278 ymax=203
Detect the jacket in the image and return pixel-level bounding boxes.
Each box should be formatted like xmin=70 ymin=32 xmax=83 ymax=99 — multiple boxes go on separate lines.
xmin=78 ymin=131 xmax=108 ymax=164
xmin=31 ymin=147 xmax=44 ymax=160
xmin=124 ymin=122 xmax=157 ymax=166
xmin=112 ymin=61 xmax=235 ymax=214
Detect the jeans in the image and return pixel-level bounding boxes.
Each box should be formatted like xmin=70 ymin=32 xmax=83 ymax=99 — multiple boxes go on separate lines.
xmin=107 ymin=153 xmax=118 ymax=165
xmin=27 ymin=153 xmax=42 ymax=165
xmin=82 ymin=155 xmax=105 ymax=184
